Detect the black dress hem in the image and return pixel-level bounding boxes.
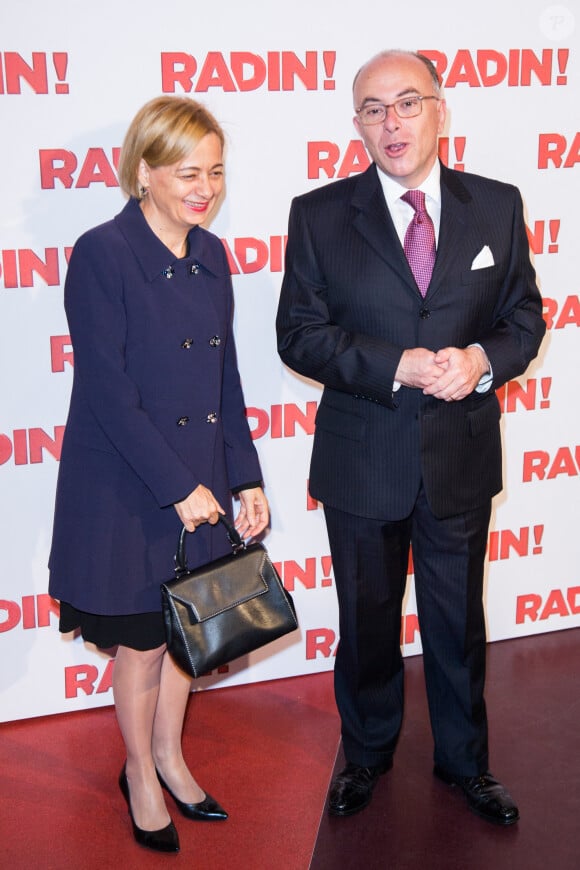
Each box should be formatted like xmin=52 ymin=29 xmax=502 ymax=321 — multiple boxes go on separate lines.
xmin=58 ymin=601 xmax=166 ymax=652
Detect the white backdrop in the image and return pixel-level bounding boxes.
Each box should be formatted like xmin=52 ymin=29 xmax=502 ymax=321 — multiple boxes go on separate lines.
xmin=1 ymin=0 xmax=578 ymax=721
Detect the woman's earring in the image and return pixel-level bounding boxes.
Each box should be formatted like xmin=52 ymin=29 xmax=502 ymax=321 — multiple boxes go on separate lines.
xmin=139 ymin=185 xmax=148 ymax=199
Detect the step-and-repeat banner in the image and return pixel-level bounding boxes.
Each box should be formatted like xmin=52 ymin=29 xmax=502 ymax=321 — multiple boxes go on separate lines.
xmin=1 ymin=1 xmax=578 ymax=721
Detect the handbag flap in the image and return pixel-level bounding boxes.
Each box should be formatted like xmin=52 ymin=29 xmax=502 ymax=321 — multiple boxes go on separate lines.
xmin=165 ymin=545 xmax=271 ymax=622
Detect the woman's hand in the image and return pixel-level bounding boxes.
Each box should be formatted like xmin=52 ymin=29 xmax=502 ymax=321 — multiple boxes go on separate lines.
xmin=234 ymin=487 xmax=269 ymax=540
xmin=174 ymin=484 xmax=224 ymax=532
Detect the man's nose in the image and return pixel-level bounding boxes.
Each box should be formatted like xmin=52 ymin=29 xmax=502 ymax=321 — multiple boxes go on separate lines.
xmin=383 ymin=105 xmax=400 ymax=131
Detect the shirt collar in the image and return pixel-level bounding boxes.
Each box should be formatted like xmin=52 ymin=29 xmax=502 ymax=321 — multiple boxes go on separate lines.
xmin=376 ymin=158 xmax=441 ymax=208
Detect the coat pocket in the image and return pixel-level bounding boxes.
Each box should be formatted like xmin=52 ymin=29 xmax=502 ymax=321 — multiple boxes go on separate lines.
xmin=315 ymin=402 xmax=366 ymax=442
xmin=466 ymin=395 xmax=501 ymax=437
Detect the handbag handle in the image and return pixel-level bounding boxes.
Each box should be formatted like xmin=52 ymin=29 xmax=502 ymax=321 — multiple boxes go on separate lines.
xmin=175 ymin=514 xmax=245 ymax=576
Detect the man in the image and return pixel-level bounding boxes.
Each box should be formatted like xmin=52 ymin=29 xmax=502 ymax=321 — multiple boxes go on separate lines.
xmin=276 ymin=50 xmax=545 ymax=825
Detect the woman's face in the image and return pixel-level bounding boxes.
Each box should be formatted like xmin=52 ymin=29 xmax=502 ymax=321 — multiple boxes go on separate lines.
xmin=138 ymin=131 xmax=224 ymax=240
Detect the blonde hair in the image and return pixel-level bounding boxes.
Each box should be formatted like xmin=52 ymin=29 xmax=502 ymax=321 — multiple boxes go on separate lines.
xmin=118 ymin=96 xmax=225 ymax=199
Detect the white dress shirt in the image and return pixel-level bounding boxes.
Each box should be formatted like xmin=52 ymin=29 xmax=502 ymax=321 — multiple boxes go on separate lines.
xmin=378 ymin=159 xmax=442 ymax=246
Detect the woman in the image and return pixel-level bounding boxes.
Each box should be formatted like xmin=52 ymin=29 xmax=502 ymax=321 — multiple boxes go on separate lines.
xmin=49 ymin=96 xmax=269 ymax=853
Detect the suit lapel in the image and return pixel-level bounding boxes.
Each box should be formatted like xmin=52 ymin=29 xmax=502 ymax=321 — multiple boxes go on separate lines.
xmin=351 ymin=165 xmax=417 ymax=292
xmin=427 ymin=163 xmax=472 ymax=299
xmin=350 ymin=162 xmax=474 ymax=300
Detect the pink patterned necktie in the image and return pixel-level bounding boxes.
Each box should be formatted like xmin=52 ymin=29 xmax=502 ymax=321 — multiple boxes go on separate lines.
xmin=401 ymin=189 xmax=436 ymax=297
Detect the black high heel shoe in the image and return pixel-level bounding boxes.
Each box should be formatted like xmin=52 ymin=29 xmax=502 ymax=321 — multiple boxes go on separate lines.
xmin=119 ymin=765 xmax=180 ymax=852
xmin=156 ymin=769 xmax=228 ymax=821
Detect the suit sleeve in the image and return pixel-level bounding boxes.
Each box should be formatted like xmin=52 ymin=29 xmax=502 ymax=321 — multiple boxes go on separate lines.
xmin=475 ymin=187 xmax=546 ymax=387
xmin=276 ymin=197 xmax=403 ymax=408
xmin=65 ymin=234 xmax=200 ymax=508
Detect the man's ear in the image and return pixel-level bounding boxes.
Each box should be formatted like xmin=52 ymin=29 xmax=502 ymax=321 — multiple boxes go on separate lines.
xmin=437 ymin=99 xmax=447 ymax=135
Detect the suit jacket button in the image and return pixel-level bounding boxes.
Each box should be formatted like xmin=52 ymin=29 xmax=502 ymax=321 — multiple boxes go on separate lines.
xmin=206 ymin=412 xmax=218 ymax=424
xmin=176 ymin=416 xmax=189 ymax=426
xmin=181 ymin=338 xmax=194 ymax=349
xmin=209 ymin=335 xmax=221 ymax=347
xmin=419 ymin=308 xmax=430 ymax=319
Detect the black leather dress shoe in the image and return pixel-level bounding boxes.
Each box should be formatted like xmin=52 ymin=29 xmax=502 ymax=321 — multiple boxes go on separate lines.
xmin=157 ymin=770 xmax=228 ymax=821
xmin=328 ymin=760 xmax=392 ymax=817
xmin=118 ymin=766 xmax=180 ymax=852
xmin=434 ymin=765 xmax=519 ymax=825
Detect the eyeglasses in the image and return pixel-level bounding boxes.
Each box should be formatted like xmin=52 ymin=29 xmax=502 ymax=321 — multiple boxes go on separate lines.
xmin=356 ymin=95 xmax=440 ymax=125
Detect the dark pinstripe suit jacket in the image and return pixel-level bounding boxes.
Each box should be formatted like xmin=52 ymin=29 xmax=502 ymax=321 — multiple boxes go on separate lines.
xmin=276 ymin=162 xmax=546 ymax=521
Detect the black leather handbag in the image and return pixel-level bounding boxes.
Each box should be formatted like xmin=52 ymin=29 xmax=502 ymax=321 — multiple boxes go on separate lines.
xmin=161 ymin=515 xmax=298 ymax=678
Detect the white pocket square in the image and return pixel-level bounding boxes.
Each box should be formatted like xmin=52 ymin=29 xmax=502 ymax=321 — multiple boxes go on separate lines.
xmin=471 ymin=245 xmax=494 ymax=269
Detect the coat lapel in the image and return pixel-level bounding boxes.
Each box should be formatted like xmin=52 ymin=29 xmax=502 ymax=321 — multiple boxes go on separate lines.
xmin=351 ymin=165 xmax=417 ymax=293
xmin=427 ymin=163 xmax=472 ymax=299
xmin=350 ymin=162 xmax=475 ymax=300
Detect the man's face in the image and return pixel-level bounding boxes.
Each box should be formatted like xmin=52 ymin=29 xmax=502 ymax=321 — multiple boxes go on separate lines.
xmin=353 ymin=54 xmax=446 ymax=189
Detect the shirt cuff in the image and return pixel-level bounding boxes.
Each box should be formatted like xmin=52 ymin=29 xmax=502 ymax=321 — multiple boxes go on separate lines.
xmin=470 ymin=343 xmax=493 ymax=393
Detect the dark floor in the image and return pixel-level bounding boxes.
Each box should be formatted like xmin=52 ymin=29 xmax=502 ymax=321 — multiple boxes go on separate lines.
xmin=1 ymin=628 xmax=579 ymax=869
xmin=312 ymin=627 xmax=580 ymax=870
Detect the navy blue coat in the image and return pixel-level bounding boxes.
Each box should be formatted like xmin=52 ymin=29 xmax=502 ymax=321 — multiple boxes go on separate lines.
xmin=49 ymin=198 xmax=262 ymax=615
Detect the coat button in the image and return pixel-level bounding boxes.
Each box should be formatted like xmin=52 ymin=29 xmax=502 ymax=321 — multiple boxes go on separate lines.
xmin=209 ymin=335 xmax=221 ymax=347
xmin=181 ymin=338 xmax=194 ymax=349
xmin=176 ymin=416 xmax=190 ymax=426
xmin=419 ymin=308 xmax=430 ymax=319
xmin=206 ymin=412 xmax=218 ymax=424
xmin=163 ymin=266 xmax=175 ymax=279
xmin=190 ymin=263 xmax=200 ymax=275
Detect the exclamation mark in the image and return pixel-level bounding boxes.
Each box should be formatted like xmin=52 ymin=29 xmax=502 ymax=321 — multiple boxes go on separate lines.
xmin=556 ymin=48 xmax=568 ymax=85
xmin=53 ymin=52 xmax=69 ymax=94
xmin=548 ymin=220 xmax=560 ymax=253
xmin=539 ymin=377 xmax=552 ymax=409
xmin=532 ymin=525 xmax=544 ymax=555
xmin=453 ymin=136 xmax=466 ymax=171
xmin=321 ymin=556 xmax=333 ymax=587
xmin=323 ymin=51 xmax=336 ymax=90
